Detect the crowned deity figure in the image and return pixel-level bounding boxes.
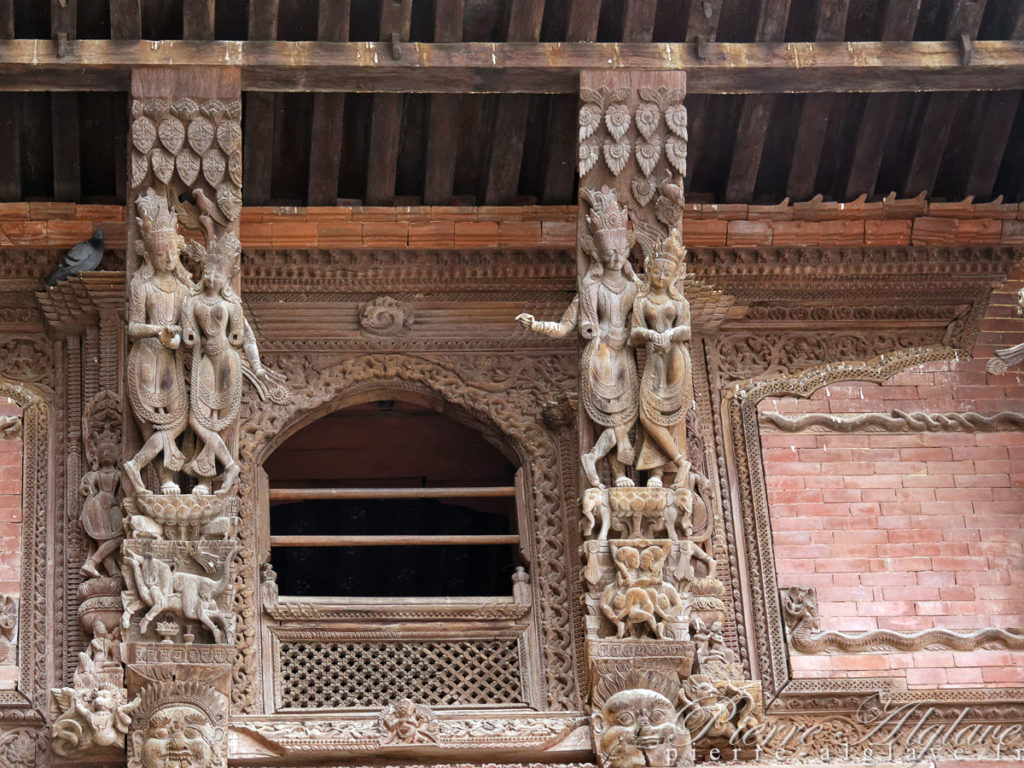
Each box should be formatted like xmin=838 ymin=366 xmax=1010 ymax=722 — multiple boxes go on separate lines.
xmin=181 ymin=231 xmax=245 ymax=495
xmin=630 ymin=229 xmax=692 ymax=488
xmin=124 ymin=189 xmax=193 ymax=496
xmin=517 ymin=186 xmax=639 ymax=488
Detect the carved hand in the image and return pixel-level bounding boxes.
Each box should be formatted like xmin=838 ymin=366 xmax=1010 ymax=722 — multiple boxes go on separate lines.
xmin=158 ymin=325 xmax=181 ymax=349
xmin=515 ymin=313 xmax=536 ymax=332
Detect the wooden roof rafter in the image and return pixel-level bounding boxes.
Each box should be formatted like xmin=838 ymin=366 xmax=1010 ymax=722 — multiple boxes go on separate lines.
xmin=3 ymin=39 xmax=1024 ymax=93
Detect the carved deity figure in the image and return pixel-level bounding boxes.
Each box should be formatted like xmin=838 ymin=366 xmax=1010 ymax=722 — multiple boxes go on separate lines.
xmin=79 ymin=438 xmax=123 ymax=578
xmin=78 ymin=621 xmax=121 ymax=674
xmin=593 ymin=687 xmax=692 ymax=768
xmin=51 ymin=684 xmax=139 ymax=757
xmin=181 ymin=232 xmax=245 ymax=496
xmin=137 ymin=704 xmax=217 ymax=768
xmin=518 ymin=186 xmax=638 ymax=488
xmin=124 ymin=189 xmax=193 ymax=496
xmin=631 ymin=229 xmax=692 ymax=488
xmin=601 ymin=542 xmax=687 ymax=639
xmin=379 ymin=698 xmax=439 ymax=744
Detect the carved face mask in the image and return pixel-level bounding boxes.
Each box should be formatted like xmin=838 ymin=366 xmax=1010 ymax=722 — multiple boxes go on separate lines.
xmin=595 ymin=688 xmax=683 ymax=768
xmin=140 ymin=706 xmax=214 ymax=768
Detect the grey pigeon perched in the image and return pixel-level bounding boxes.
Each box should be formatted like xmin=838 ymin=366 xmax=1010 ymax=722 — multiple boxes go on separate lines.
xmin=45 ymin=229 xmax=104 ymax=286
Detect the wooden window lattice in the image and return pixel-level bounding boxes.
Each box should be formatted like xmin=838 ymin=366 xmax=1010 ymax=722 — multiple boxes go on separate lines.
xmin=279 ymin=639 xmax=524 ymax=709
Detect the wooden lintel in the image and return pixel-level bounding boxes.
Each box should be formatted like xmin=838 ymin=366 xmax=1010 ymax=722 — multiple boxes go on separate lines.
xmin=2 ymin=40 xmax=1024 ymax=93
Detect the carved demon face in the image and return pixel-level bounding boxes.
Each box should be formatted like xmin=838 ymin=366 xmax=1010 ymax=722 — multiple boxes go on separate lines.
xmin=139 ymin=705 xmax=216 ymax=768
xmin=594 ymin=688 xmax=684 ymax=768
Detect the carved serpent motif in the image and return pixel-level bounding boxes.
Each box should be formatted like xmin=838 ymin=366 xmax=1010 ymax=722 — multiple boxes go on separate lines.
xmin=781 ymin=587 xmax=1024 ymax=654
xmin=762 ymin=409 xmax=1024 ymax=433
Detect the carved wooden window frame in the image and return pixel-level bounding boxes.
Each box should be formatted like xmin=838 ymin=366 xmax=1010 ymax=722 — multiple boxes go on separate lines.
xmin=235 ymin=354 xmax=582 ymax=716
xmin=722 ymin=343 xmax=1024 ymax=714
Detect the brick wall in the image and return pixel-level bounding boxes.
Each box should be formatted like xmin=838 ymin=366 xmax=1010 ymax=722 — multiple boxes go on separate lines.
xmin=0 ymin=398 xmax=22 ymax=690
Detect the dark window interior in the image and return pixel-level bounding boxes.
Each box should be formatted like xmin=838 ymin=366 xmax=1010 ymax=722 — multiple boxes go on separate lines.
xmin=265 ymin=399 xmax=520 ymax=598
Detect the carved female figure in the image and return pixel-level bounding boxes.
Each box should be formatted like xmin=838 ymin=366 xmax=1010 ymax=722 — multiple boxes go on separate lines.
xmin=124 ymin=189 xmax=193 ymax=496
xmin=181 ymin=232 xmax=245 ymax=495
xmin=517 ymin=186 xmax=638 ymax=488
xmin=78 ymin=438 xmax=123 ymax=578
xmin=631 ymin=229 xmax=692 ymax=487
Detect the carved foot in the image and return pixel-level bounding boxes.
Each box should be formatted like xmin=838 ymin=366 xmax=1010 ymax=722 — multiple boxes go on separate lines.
xmin=193 ymin=482 xmax=211 ymax=496
xmin=217 ymin=463 xmax=240 ymax=496
xmin=647 ymin=475 xmax=663 ymax=488
xmin=614 ymin=476 xmax=635 ymax=488
xmin=160 ymin=481 xmax=181 ymax=495
xmin=582 ymin=452 xmax=604 ymax=489
xmin=124 ymin=460 xmax=149 ymax=496
xmin=80 ymin=561 xmax=101 ymax=579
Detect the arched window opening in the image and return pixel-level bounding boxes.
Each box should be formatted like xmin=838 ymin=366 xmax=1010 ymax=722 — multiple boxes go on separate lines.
xmin=264 ymin=398 xmax=523 ymax=598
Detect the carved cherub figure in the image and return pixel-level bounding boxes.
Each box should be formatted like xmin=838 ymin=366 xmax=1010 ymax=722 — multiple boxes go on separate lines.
xmin=517 ymin=186 xmax=638 ymax=489
xmin=124 ymin=189 xmax=193 ymax=496
xmin=631 ymin=229 xmax=693 ymax=488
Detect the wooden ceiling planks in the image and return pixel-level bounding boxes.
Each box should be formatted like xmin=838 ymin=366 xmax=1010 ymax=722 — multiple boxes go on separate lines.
xmin=786 ymin=0 xmax=851 ymax=202
xmin=242 ymin=0 xmax=278 ymax=205
xmin=680 ymin=0 xmax=723 ymax=202
xmin=621 ymin=0 xmax=658 ymax=43
xmin=423 ymin=0 xmax=464 ymax=205
xmin=306 ymin=0 xmax=349 ymax=206
xmin=723 ymin=0 xmax=792 ymax=203
xmin=365 ymin=0 xmax=412 ymax=205
xmin=109 ymin=0 xmax=141 ymax=40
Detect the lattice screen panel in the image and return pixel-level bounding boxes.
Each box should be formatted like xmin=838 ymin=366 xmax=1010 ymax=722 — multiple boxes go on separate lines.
xmin=279 ymin=639 xmax=524 ymax=709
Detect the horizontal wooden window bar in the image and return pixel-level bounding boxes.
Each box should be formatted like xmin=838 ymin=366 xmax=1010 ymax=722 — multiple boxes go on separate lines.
xmin=269 ymin=534 xmax=520 ymax=547
xmin=269 ymin=486 xmax=517 ymax=501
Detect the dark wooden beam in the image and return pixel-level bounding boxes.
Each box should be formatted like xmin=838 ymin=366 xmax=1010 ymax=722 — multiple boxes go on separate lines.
xmin=682 ymin=0 xmax=723 ymax=194
xmin=51 ymin=92 xmax=80 ymax=201
xmin=901 ymin=0 xmax=987 ymax=197
xmin=306 ymin=0 xmax=350 ymax=205
xmin=183 ymin=0 xmax=216 ymax=40
xmin=364 ymin=0 xmax=412 ymax=205
xmin=248 ymin=0 xmax=279 ymax=40
xmin=0 ymin=94 xmax=19 ymax=201
xmin=4 ymin=40 xmax=1024 ymax=94
xmin=0 ymin=0 xmax=12 ymax=39
xmin=786 ymin=0 xmax=850 ymax=201
xmin=566 ymin=0 xmax=602 ymax=41
xmin=622 ymin=0 xmax=658 ymax=42
xmin=424 ymin=0 xmax=464 ymax=204
xmin=484 ymin=0 xmax=545 ymax=204
xmin=724 ymin=0 xmax=791 ymax=203
xmin=842 ymin=0 xmax=922 ymax=199
xmin=51 ymin=0 xmax=76 ymax=42
xmin=109 ymin=0 xmax=141 ymax=40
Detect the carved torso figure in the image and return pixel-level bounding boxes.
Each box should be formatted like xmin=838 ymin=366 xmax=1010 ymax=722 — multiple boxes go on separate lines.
xmin=124 ymin=188 xmax=193 ymax=496
xmin=631 ymin=229 xmax=692 ymax=487
xmin=517 ymin=186 xmax=638 ymax=488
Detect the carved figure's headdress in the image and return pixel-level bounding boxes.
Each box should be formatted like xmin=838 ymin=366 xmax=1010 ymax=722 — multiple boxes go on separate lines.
xmin=82 ymin=390 xmax=122 ymax=470
xmin=134 ymin=680 xmax=227 ymax=727
xmin=645 ymin=228 xmax=685 ymax=274
xmin=135 ymin=188 xmax=178 ymax=238
xmin=582 ymin=185 xmax=629 ymax=235
xmin=186 ymin=231 xmax=241 ymax=285
xmin=591 ymin=669 xmax=681 ymax=709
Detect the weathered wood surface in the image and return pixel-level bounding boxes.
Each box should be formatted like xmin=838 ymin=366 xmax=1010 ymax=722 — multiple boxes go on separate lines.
xmin=2 ymin=40 xmax=1024 ymax=93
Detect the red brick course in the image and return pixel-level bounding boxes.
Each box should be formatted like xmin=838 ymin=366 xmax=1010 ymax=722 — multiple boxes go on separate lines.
xmin=0 ymin=399 xmax=22 ymax=691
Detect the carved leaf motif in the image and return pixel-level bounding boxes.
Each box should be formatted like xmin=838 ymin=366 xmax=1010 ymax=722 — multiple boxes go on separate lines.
xmin=578 ymin=139 xmax=599 ymax=177
xmin=225 ymin=100 xmax=242 ymax=121
xmin=216 ymin=183 xmax=242 ymax=222
xmin=187 ymin=116 xmax=215 ymax=155
xmin=171 ymin=98 xmax=200 ymax=121
xmin=131 ymin=117 xmax=157 ymax=154
xmin=665 ymin=103 xmax=688 ymax=139
xmin=143 ymin=99 xmax=167 ymax=120
xmin=216 ymin=120 xmax=242 ymax=153
xmin=151 ymin=148 xmax=175 ymax=184
xmin=604 ymin=103 xmax=631 ymax=140
xmin=157 ymin=116 xmax=185 ymax=155
xmin=635 ymin=102 xmax=660 ymax=141
xmin=635 ymin=136 xmax=662 ymax=177
xmin=602 ymin=139 xmax=630 ymax=177
xmin=655 ymin=194 xmax=681 ymax=228
xmin=201 ymin=99 xmax=226 ymax=119
xmin=665 ymin=135 xmax=687 ymax=176
xmin=631 ymin=175 xmax=656 ymax=207
xmin=203 ymin=149 xmax=227 ymax=187
xmin=177 ymin=147 xmax=201 ymax=186
xmin=130 ymin=150 xmax=149 ymax=188
xmin=611 ymin=87 xmax=630 ymax=103
xmin=131 ymin=101 xmax=143 ymax=119
xmin=228 ymin=151 xmax=242 ymax=187
xmin=579 ymin=102 xmax=602 ymax=142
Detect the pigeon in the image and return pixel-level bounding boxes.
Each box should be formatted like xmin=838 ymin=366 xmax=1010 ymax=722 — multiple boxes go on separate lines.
xmin=45 ymin=229 xmax=104 ymax=286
